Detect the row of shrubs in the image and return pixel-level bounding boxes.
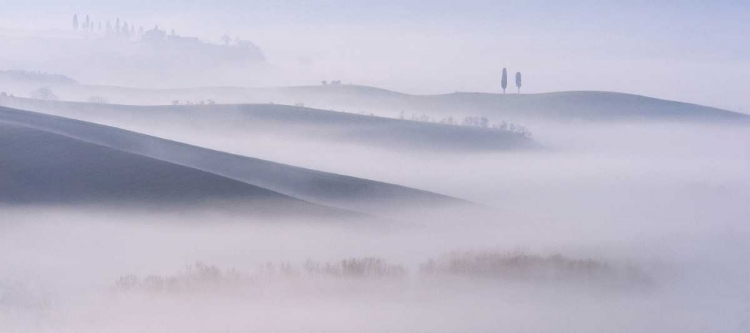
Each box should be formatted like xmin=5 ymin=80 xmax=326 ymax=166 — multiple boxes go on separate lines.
xmin=113 ymin=252 xmax=649 ymax=294
xmin=6 ymin=88 xmax=534 ymax=139
xmin=398 ymin=112 xmax=532 ymax=138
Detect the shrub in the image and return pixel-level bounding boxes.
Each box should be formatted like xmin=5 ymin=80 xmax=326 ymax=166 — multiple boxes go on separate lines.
xmin=29 ymin=87 xmax=58 ymax=101
xmin=420 ymin=251 xmax=649 ymax=287
xmin=304 ymin=257 xmax=407 ymax=278
xmin=113 ymin=262 xmax=247 ymax=294
xmin=87 ymin=96 xmax=108 ymax=104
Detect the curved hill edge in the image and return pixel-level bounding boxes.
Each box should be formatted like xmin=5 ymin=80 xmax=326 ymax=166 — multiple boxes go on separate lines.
xmin=0 ymin=106 xmax=474 ymax=216
xmin=0 ymin=98 xmax=539 ymax=152
xmin=0 ymin=120 xmax=366 ymax=219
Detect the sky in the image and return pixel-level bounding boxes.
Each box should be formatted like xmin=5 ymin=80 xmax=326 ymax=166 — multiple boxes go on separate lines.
xmin=0 ymin=0 xmax=748 ymax=111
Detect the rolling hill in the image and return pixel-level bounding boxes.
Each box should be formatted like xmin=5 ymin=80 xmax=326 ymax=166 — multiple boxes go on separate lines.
xmin=0 ymin=121 xmax=355 ymax=219
xmin=0 ymin=106 xmax=469 ymax=218
xmin=2 ymin=82 xmax=747 ymax=123
xmin=0 ymin=98 xmax=537 ymax=152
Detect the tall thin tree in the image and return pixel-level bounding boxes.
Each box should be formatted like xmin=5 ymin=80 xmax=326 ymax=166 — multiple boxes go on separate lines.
xmin=73 ymin=14 xmax=79 ymax=31
xmin=501 ymin=68 xmax=508 ymax=94
xmin=515 ymin=72 xmax=522 ymax=93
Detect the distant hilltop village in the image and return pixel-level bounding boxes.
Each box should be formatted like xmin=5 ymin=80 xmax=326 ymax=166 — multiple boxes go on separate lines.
xmin=70 ymin=13 xmax=266 ymax=63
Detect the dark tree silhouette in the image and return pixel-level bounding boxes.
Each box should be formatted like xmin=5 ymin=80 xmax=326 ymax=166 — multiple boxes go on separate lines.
xmin=515 ymin=72 xmax=522 ymax=93
xmin=501 ymin=68 xmax=508 ymax=94
xmin=85 ymin=15 xmax=90 ymax=31
xmin=73 ymin=14 xmax=79 ymax=31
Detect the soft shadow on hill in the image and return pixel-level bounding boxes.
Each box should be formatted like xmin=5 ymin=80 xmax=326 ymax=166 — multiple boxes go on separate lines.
xmin=0 ymin=121 xmax=369 ymax=220
xmin=2 ymin=82 xmax=747 ymax=123
xmin=0 ymin=106 xmax=475 ymax=220
xmin=0 ymin=98 xmax=539 ymax=152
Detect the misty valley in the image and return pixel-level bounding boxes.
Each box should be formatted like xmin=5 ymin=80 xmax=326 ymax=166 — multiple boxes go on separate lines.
xmin=2 ymin=3 xmax=750 ymax=333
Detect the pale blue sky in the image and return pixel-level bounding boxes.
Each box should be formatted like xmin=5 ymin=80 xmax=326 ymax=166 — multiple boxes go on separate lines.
xmin=1 ymin=0 xmax=748 ymax=111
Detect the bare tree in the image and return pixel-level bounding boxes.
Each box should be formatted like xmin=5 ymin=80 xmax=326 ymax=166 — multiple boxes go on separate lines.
xmin=30 ymin=87 xmax=58 ymax=101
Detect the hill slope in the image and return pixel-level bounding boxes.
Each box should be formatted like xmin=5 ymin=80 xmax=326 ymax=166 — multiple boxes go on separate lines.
xmin=0 ymin=107 xmax=469 ymax=217
xmin=3 ymin=83 xmax=746 ymax=123
xmin=0 ymin=98 xmax=536 ymax=152
xmin=0 ymin=121 xmax=356 ymax=219
xmin=255 ymin=86 xmax=750 ymax=122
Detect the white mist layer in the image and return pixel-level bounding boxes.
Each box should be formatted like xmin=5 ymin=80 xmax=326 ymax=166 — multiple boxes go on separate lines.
xmin=1 ymin=121 xmax=749 ymax=332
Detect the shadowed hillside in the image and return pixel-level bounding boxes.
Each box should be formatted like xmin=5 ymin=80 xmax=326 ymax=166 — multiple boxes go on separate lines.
xmin=0 ymin=107 xmax=471 ymax=217
xmin=0 ymin=121 xmax=358 ymax=219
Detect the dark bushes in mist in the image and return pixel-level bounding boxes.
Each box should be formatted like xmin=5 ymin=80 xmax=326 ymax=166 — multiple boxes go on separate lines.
xmin=303 ymin=257 xmax=407 ymax=278
xmin=420 ymin=252 xmax=651 ymax=287
xmin=111 ymin=253 xmax=648 ymax=296
xmin=114 ymin=262 xmax=247 ymax=294
xmin=113 ymin=258 xmax=408 ymax=294
xmin=398 ymin=111 xmax=532 ymax=138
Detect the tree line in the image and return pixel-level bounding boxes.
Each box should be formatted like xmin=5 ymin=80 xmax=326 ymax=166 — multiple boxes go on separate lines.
xmin=73 ymin=13 xmax=151 ymax=39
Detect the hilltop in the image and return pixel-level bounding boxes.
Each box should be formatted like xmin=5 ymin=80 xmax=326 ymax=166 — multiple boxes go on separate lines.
xmin=1 ymin=82 xmax=746 ymax=123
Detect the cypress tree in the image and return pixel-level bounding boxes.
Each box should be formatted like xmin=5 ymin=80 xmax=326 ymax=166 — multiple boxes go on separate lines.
xmin=501 ymin=68 xmax=508 ymax=94
xmin=515 ymin=72 xmax=522 ymax=93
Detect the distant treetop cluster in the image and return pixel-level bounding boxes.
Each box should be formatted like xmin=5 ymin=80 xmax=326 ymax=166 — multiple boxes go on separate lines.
xmin=0 ymin=70 xmax=77 ymax=85
xmin=73 ymin=13 xmax=140 ymax=40
xmin=70 ymin=13 xmax=262 ymax=54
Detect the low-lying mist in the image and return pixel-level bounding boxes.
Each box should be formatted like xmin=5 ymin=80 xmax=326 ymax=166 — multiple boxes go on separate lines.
xmin=2 ymin=119 xmax=749 ymax=332
xmin=3 ymin=2 xmax=749 ymax=331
